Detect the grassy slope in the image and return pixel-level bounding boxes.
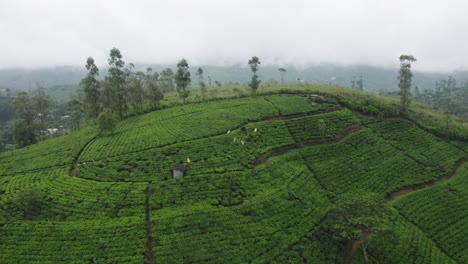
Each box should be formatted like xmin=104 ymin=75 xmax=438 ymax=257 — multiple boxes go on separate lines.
xmin=0 ymin=84 xmax=466 ymax=263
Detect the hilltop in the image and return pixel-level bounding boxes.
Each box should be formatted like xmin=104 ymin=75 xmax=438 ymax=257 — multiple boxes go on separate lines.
xmin=0 ymin=84 xmax=467 ymax=263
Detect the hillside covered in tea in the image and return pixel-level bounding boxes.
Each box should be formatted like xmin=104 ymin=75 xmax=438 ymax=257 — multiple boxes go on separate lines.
xmin=0 ymin=85 xmax=467 ymax=263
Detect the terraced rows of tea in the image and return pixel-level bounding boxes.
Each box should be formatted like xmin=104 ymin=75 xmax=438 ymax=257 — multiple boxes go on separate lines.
xmin=0 ymin=94 xmax=466 ymax=263
xmin=0 ymin=127 xmax=96 ymax=176
xmin=392 ymin=164 xmax=468 ymax=263
xmin=0 ymin=217 xmax=146 ymax=263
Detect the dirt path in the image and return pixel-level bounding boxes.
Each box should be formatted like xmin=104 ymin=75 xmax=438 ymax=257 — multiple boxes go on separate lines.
xmin=253 ymin=125 xmax=362 ymax=167
xmin=145 ymin=186 xmax=155 ymax=264
xmin=71 ymin=159 xmax=79 ymax=177
xmin=385 ymin=157 xmax=468 ymax=201
xmin=70 ymin=135 xmax=98 ymax=177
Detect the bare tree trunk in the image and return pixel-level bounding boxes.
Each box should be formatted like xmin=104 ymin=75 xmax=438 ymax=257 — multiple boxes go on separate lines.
xmin=362 ymin=241 xmax=369 ymax=264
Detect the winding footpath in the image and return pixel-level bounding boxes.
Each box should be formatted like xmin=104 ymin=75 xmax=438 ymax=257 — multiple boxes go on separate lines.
xmin=70 ymin=135 xmax=98 ymax=177
xmin=253 ymin=125 xmax=362 ymax=167
xmin=385 ymin=157 xmax=468 ymax=201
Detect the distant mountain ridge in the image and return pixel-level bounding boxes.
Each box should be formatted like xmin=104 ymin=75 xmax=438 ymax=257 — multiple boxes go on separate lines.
xmin=1 ymin=64 xmax=468 ymax=93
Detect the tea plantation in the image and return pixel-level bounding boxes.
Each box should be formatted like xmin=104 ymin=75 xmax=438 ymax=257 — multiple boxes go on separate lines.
xmin=0 ymin=91 xmax=466 ymax=263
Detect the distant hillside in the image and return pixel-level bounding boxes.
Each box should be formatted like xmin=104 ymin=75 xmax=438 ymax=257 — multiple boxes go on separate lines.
xmin=2 ymin=64 xmax=468 ymax=94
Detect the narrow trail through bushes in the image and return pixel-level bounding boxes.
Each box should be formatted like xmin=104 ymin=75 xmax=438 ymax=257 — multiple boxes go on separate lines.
xmin=253 ymin=125 xmax=362 ymax=167
xmin=385 ymin=157 xmax=468 ymax=201
xmin=70 ymin=135 xmax=98 ymax=177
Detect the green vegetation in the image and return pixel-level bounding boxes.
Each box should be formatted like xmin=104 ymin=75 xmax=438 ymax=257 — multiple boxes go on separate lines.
xmin=321 ymin=191 xmax=397 ymax=264
xmin=0 ymin=84 xmax=467 ymax=263
xmin=398 ymin=55 xmax=417 ymax=115
xmin=175 ymin=58 xmax=191 ymax=104
xmin=0 ymin=126 xmax=96 ymax=176
xmin=97 ymin=109 xmax=118 ymax=135
xmin=81 ymin=56 xmax=101 ymax=119
xmin=248 ymin=56 xmax=261 ymax=93
xmin=392 ymin=164 xmax=468 ymax=263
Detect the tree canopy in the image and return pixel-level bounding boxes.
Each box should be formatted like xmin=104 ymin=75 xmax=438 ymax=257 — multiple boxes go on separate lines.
xmin=321 ymin=191 xmax=396 ymax=264
xmin=248 ymin=56 xmax=261 ymax=92
xmin=97 ymin=109 xmax=118 ymax=135
xmin=175 ymin=58 xmax=191 ymax=104
xmin=398 ymin=55 xmax=417 ymax=115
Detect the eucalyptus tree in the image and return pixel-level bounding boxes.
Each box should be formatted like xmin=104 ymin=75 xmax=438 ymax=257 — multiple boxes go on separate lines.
xmin=99 ymin=79 xmax=113 ymax=110
xmin=12 ymin=91 xmax=36 ymax=146
xmin=128 ymin=71 xmax=146 ymax=113
xmin=196 ymin=67 xmax=207 ymax=100
xmin=159 ymin=68 xmax=175 ymax=93
xmin=398 ymin=55 xmax=417 ymax=115
xmin=145 ymin=67 xmax=164 ymax=109
xmin=107 ymin=48 xmax=127 ymax=119
xmin=80 ymin=57 xmax=101 ymax=119
xmin=124 ymin=63 xmax=135 ymax=111
xmin=13 ymin=91 xmax=34 ymax=127
xmin=175 ymin=59 xmax=191 ymax=104
xmin=248 ymin=56 xmax=261 ymax=93
xmin=32 ymin=87 xmax=51 ymax=140
xmin=67 ymin=97 xmax=84 ymax=129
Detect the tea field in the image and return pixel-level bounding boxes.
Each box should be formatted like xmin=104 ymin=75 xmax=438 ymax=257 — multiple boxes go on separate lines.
xmin=0 ymin=91 xmax=466 ymax=263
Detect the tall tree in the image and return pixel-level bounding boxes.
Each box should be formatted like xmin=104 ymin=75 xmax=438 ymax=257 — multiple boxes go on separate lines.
xmin=13 ymin=119 xmax=36 ymax=147
xmin=145 ymin=67 xmax=164 ymax=109
xmin=32 ymin=87 xmax=51 ymax=140
xmin=99 ymin=79 xmax=113 ymax=110
xmin=0 ymin=98 xmax=15 ymax=122
xmin=398 ymin=55 xmax=417 ymax=115
xmin=128 ymin=71 xmax=146 ymax=113
xmin=248 ymin=56 xmax=261 ymax=93
xmin=80 ymin=57 xmax=101 ymax=119
xmin=107 ymin=48 xmax=127 ymax=119
xmin=67 ymin=97 xmax=84 ymax=129
xmin=278 ymin=68 xmax=286 ymax=83
xmin=13 ymin=91 xmax=34 ymax=127
xmin=97 ymin=108 xmax=118 ymax=135
xmin=159 ymin=68 xmax=175 ymax=93
xmin=196 ymin=67 xmax=207 ymax=101
xmin=174 ymin=59 xmax=191 ymax=104
xmin=12 ymin=91 xmax=36 ymax=146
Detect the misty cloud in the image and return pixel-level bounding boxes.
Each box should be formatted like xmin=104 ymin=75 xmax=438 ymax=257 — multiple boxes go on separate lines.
xmin=1 ymin=0 xmax=467 ymax=72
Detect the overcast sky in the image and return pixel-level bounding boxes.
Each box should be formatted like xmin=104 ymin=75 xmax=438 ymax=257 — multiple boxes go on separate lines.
xmin=1 ymin=0 xmax=467 ymax=72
